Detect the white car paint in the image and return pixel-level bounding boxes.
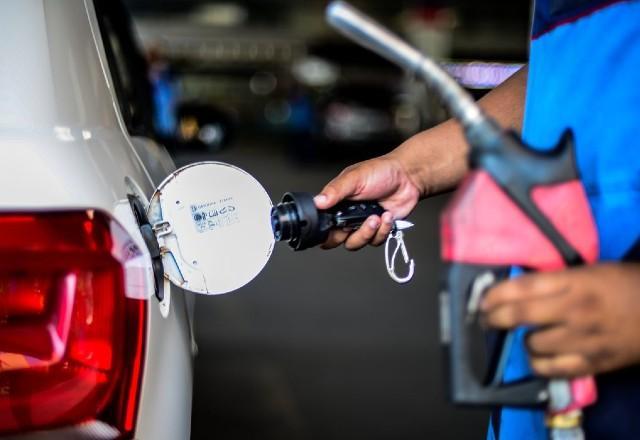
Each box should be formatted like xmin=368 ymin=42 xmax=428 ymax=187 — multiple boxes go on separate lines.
xmin=0 ymin=0 xmax=195 ymax=438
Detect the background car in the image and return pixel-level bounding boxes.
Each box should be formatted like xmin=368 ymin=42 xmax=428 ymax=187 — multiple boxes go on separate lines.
xmin=173 ymin=101 xmax=235 ymax=152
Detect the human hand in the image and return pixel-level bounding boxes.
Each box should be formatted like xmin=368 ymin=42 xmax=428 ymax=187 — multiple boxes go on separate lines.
xmin=481 ymin=264 xmax=640 ymax=378
xmin=314 ymin=153 xmax=422 ymax=250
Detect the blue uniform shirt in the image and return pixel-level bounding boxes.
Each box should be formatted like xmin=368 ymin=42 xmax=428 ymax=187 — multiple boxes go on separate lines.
xmin=490 ymin=1 xmax=640 ymax=438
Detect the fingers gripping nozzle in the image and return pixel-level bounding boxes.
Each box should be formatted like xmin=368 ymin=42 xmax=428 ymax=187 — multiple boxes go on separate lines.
xmin=271 ymin=192 xmax=384 ymax=251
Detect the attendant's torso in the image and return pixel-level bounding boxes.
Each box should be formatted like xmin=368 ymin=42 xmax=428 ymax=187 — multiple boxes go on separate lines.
xmin=495 ymin=1 xmax=640 ymax=439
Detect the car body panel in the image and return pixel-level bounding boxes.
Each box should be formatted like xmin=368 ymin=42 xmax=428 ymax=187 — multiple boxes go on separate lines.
xmin=0 ymin=0 xmax=154 ymax=206
xmin=0 ymin=0 xmax=194 ymax=438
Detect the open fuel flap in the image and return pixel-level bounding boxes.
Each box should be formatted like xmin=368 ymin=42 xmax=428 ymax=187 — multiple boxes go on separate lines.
xmin=146 ymin=161 xmax=275 ymax=295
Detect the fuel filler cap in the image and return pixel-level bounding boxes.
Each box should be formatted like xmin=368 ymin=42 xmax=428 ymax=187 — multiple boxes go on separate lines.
xmin=147 ymin=162 xmax=274 ymax=295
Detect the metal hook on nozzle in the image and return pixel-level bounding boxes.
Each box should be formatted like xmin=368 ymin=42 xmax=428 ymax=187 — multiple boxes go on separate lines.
xmin=385 ymin=221 xmax=415 ymax=284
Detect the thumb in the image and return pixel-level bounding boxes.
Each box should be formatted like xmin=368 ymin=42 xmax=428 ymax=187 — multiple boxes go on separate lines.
xmin=314 ymin=173 xmax=361 ymax=209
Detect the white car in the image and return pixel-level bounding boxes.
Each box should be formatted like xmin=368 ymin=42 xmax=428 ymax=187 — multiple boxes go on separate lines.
xmin=0 ymin=0 xmax=197 ymax=438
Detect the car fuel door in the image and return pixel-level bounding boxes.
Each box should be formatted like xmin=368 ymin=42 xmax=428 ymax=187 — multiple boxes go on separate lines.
xmin=138 ymin=161 xmax=275 ymax=297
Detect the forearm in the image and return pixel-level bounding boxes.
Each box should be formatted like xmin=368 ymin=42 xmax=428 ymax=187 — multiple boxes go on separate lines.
xmin=389 ymin=64 xmax=529 ymax=196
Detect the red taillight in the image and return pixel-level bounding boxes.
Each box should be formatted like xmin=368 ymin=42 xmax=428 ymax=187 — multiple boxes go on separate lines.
xmin=0 ymin=211 xmax=147 ymax=437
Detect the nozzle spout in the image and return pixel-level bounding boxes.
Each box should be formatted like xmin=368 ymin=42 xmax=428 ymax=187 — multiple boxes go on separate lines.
xmin=326 ymin=1 xmax=486 ymax=130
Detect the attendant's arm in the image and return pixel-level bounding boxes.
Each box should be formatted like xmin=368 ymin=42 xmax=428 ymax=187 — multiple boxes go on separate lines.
xmin=391 ymin=64 xmax=529 ymax=196
xmin=315 ymin=65 xmax=529 ymax=250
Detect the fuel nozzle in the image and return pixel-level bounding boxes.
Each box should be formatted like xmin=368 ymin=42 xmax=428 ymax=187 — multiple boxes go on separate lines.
xmin=271 ymin=192 xmax=384 ymax=251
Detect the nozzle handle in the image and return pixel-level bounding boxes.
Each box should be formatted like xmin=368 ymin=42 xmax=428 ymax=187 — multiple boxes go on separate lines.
xmin=328 ymin=200 xmax=385 ymax=229
xmin=273 ymin=192 xmax=386 ymax=250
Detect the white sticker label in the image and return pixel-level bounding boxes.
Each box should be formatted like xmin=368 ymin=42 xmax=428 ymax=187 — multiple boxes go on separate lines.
xmin=191 ymin=198 xmax=239 ymax=233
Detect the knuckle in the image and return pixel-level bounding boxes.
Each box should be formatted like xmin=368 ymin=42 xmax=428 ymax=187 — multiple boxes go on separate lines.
xmin=323 ymin=176 xmax=338 ymax=189
xmin=531 ymin=358 xmax=552 ymax=376
xmin=323 ymin=183 xmax=339 ymax=196
xmin=531 ymin=357 xmax=576 ymax=378
xmin=556 ymin=362 xmax=579 ymax=377
xmin=337 ymin=167 xmax=358 ymax=185
xmin=561 ymin=356 xmax=589 ymax=377
xmin=483 ymin=285 xmax=503 ymax=304
xmin=586 ymin=344 xmax=613 ymax=364
xmin=525 ymin=332 xmax=545 ymax=355
xmin=519 ymin=276 xmax=538 ymax=293
xmin=569 ymin=307 xmax=602 ymax=335
xmin=526 ymin=273 xmax=557 ymax=295
xmin=565 ymin=357 xmax=590 ymax=377
xmin=341 ymin=164 xmax=358 ymax=174
xmin=361 ymin=224 xmax=377 ymax=239
xmin=575 ymin=289 xmax=600 ymax=312
xmin=578 ymin=320 xmax=603 ymax=336
xmin=518 ymin=274 xmax=542 ymax=292
xmin=509 ymin=305 xmax=527 ymax=325
xmin=492 ymin=278 xmax=525 ymax=302
xmin=490 ymin=306 xmax=519 ymax=328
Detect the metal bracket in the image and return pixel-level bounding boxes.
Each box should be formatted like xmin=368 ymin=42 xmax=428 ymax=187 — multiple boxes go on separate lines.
xmin=153 ymin=220 xmax=173 ymax=238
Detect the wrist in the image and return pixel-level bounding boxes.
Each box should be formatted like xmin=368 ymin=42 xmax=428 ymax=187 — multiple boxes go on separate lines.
xmin=389 ymin=121 xmax=469 ymax=197
xmin=386 ymin=146 xmax=429 ymax=198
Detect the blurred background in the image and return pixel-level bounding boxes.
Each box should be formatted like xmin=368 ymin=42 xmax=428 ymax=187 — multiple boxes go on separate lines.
xmin=122 ymin=0 xmax=530 ymax=438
